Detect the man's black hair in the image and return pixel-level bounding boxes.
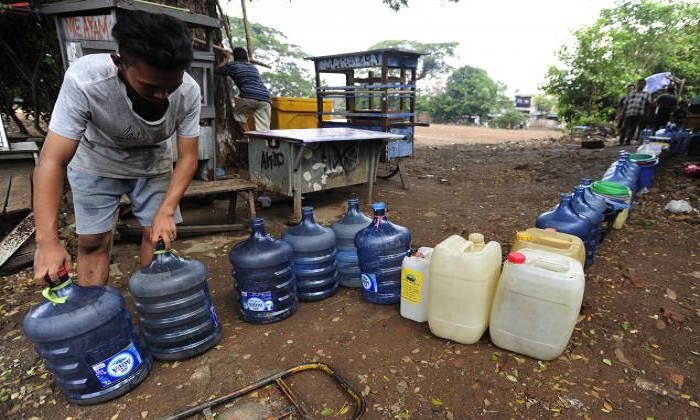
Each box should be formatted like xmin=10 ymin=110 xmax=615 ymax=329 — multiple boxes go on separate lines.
xmin=232 ymin=47 xmax=249 ymax=61
xmin=112 ymin=10 xmax=193 ymax=70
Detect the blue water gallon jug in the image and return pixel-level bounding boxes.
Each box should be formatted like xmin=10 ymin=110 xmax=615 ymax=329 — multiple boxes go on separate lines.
xmin=602 ymin=161 xmax=638 ymax=194
xmin=332 ymin=198 xmax=372 ymax=288
xmin=605 ymin=152 xmax=639 ymax=188
xmin=282 ymin=207 xmax=338 ymax=301
xmin=579 ymin=178 xmax=613 ymax=237
xmin=620 ymin=151 xmax=641 ymax=180
xmin=128 ymin=242 xmax=222 ymax=360
xmin=230 ymin=218 xmax=299 ymax=323
xmin=355 ymin=202 xmax=411 ymax=304
xmin=23 ymin=267 xmax=151 ymax=405
xmin=536 ymin=193 xmax=596 ymax=267
xmin=579 ymin=178 xmax=608 ymax=215
xmin=571 ymin=186 xmax=603 ymax=261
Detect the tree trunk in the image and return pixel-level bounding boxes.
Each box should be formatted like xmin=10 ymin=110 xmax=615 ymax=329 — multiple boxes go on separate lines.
xmin=170 ymin=0 xmax=247 ymax=171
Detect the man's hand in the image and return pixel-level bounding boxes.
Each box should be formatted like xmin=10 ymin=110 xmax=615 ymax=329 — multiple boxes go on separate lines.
xmin=150 ymin=209 xmax=177 ymax=250
xmin=34 ymin=241 xmax=72 ymax=286
xmin=215 ymin=50 xmax=231 ymax=69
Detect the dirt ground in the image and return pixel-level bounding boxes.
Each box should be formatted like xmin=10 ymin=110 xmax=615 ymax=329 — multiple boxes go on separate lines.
xmin=2 ymin=124 xmax=699 ymax=419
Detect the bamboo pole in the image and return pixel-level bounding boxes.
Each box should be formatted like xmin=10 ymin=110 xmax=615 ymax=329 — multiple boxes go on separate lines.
xmin=240 ymin=0 xmax=253 ymax=56
xmin=192 ymin=37 xmax=271 ymax=68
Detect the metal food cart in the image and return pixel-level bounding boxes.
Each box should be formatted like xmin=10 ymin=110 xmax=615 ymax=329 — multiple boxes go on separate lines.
xmin=307 ymin=49 xmax=426 ymax=186
xmin=246 ymin=128 xmax=403 ymax=221
xmin=43 ymin=0 xmax=220 ymax=177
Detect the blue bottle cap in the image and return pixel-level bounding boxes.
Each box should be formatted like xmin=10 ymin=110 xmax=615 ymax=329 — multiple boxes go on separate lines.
xmin=372 ymin=202 xmax=386 ymax=211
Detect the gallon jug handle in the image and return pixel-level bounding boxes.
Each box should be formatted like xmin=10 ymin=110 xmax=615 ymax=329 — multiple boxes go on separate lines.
xmin=42 ymin=279 xmax=72 ymax=304
xmin=153 ymin=248 xmax=181 ymax=260
xmin=539 ymin=237 xmax=571 ymax=249
xmin=153 ymin=239 xmax=181 ymax=258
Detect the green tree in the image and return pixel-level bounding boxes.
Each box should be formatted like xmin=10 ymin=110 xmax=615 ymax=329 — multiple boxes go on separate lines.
xmin=428 ymin=65 xmax=507 ymax=123
xmin=494 ymin=109 xmax=526 ymax=129
xmin=368 ymin=40 xmax=458 ymax=82
xmin=0 ymin=2 xmax=61 ymax=134
xmin=533 ymin=94 xmax=555 ymax=114
xmin=225 ymin=17 xmax=315 ymax=97
xmin=543 ymin=0 xmax=700 ymax=126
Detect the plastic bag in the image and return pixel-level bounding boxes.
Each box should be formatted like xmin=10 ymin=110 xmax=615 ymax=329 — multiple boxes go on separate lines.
xmin=664 ymin=200 xmax=693 ymax=214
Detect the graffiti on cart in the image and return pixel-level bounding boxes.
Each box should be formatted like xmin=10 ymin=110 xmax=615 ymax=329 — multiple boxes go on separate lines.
xmin=302 ymin=144 xmax=361 ymax=191
xmin=261 ymin=151 xmax=285 ymax=170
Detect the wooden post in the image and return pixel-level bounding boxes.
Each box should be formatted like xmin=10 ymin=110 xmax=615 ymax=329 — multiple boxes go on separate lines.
xmin=240 ymin=0 xmax=253 ymax=54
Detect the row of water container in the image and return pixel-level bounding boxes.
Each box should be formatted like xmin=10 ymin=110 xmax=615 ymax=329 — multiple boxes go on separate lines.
xmin=640 ymin=125 xmax=694 ymax=156
xmin=533 ymin=150 xmax=653 ymax=269
xmin=397 ymin=149 xmax=662 ymax=361
xmin=21 ymin=149 xmax=656 ymax=405
xmin=229 ymin=200 xmax=411 ymax=324
xmin=21 ymin=199 xmax=408 ymax=405
xmin=399 ymin=228 xmax=586 ymax=361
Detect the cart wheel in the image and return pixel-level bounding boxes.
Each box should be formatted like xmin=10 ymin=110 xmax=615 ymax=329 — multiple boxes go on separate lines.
xmin=376 ymin=160 xmax=400 ymax=179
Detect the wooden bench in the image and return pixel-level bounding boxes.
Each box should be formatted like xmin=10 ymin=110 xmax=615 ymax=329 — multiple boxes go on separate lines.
xmin=183 ymin=178 xmax=258 ymax=223
xmin=0 ymin=141 xmax=39 ymax=164
xmin=0 ymin=169 xmax=32 ymax=217
xmin=116 ymin=177 xmax=258 ymax=238
xmin=0 ymin=164 xmax=35 ymax=271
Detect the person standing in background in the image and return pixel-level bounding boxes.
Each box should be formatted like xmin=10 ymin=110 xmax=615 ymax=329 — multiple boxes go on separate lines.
xmin=653 ymin=86 xmax=678 ymax=131
xmin=671 ymin=100 xmax=689 ymax=128
xmin=618 ymin=78 xmax=652 ymax=146
xmin=215 ymin=47 xmax=271 ymax=132
xmin=616 ymin=83 xmax=635 ymax=134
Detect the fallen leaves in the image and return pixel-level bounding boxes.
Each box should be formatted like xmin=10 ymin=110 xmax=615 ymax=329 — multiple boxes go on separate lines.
xmin=668 ymin=373 xmax=684 ymax=388
xmin=660 ymin=308 xmax=686 ymax=325
xmin=601 ymin=399 xmax=614 ymax=413
xmin=621 ymin=272 xmax=646 ymax=288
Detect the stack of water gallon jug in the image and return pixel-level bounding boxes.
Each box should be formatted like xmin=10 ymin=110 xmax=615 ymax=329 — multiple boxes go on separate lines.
xmin=227 ymin=198 xmax=412 ymax=323
xmin=23 ymin=241 xmax=222 ymax=405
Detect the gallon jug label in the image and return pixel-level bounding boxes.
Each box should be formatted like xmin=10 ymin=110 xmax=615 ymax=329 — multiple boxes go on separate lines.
xmin=91 ymin=342 xmax=142 ymax=388
xmin=361 ymin=273 xmax=378 ymax=292
xmin=401 ymin=268 xmax=423 ymax=304
xmin=210 ymin=305 xmax=219 ymax=328
xmin=242 ymin=291 xmax=274 ymax=312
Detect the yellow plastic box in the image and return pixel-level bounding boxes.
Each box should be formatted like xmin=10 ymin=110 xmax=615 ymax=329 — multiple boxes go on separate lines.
xmin=270 ymin=97 xmax=332 ymax=130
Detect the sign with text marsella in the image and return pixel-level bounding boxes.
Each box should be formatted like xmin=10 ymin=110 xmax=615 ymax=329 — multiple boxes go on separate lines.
xmin=316 ymin=53 xmax=382 ymax=71
xmin=60 ymin=14 xmax=115 ymax=41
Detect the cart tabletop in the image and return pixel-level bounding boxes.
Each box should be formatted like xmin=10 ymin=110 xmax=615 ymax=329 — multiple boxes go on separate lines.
xmin=245 ymin=128 xmax=404 ymax=144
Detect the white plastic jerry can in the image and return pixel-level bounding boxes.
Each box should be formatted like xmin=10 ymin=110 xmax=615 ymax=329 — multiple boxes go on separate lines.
xmin=400 ymin=247 xmax=434 ymax=322
xmin=489 ymin=249 xmax=585 ymax=361
xmin=428 ymin=233 xmax=502 ymax=344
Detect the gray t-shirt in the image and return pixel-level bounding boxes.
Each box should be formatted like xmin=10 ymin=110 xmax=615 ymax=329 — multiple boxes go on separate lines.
xmin=49 ymin=54 xmax=201 ymax=178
